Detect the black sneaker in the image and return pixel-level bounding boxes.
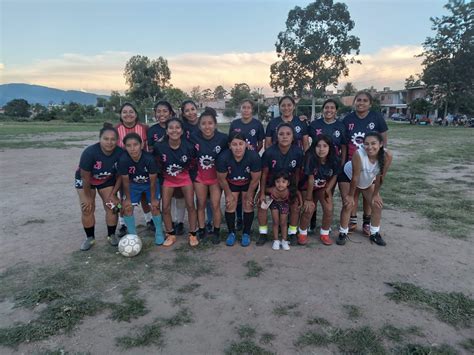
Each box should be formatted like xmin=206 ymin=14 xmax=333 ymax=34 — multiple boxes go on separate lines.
xmin=107 ymin=234 xmax=119 ymax=246
xmin=175 ymin=222 xmax=185 ymax=236
xmin=236 ymin=219 xmax=243 ymax=231
xmin=197 ymin=228 xmax=207 ymax=241
xmin=147 ymin=220 xmax=156 ymax=232
xmin=336 ymin=233 xmax=348 ymax=245
xmin=211 ymin=231 xmax=221 ymax=245
xmin=118 ymin=225 xmax=128 ymax=238
xmin=80 ymin=237 xmax=95 ymax=251
xmin=256 ymin=234 xmax=267 ymax=246
xmin=288 ymin=234 xmax=297 ymax=246
xmin=206 ymin=221 xmax=213 ymax=234
xmin=370 ymin=232 xmax=386 ymax=246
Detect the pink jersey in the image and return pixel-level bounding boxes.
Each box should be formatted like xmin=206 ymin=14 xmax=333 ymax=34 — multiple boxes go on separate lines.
xmin=116 ymin=122 xmax=149 ymax=150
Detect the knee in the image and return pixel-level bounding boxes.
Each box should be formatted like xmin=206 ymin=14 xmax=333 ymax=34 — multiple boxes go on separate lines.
xmin=123 ymin=205 xmax=133 ymax=216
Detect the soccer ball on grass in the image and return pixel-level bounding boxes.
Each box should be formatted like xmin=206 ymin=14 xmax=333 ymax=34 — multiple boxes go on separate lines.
xmin=118 ymin=234 xmax=142 ymax=257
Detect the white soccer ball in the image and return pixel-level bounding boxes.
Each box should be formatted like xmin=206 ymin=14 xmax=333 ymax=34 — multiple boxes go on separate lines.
xmin=118 ymin=234 xmax=142 ymax=257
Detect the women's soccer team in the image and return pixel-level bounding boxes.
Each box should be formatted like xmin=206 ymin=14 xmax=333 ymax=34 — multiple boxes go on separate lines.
xmin=75 ymin=91 xmax=392 ymax=251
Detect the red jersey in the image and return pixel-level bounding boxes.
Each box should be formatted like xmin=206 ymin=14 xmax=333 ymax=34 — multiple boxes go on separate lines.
xmin=116 ymin=122 xmax=149 ymax=150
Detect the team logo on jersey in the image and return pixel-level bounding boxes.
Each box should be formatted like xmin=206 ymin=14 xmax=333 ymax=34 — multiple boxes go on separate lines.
xmin=181 ymin=155 xmax=188 ymax=163
xmin=334 ymin=130 xmax=340 ymax=138
xmin=368 ymin=122 xmax=375 ymax=130
xmin=245 ymin=166 xmax=250 ymax=173
xmin=93 ymin=161 xmax=102 ymax=169
xmin=215 ymin=145 xmax=221 ymax=154
xmin=166 ymin=164 xmax=183 ymax=177
xmin=250 ymin=129 xmax=256 ymax=137
xmin=290 ymin=160 xmax=297 ymax=168
xmin=94 ymin=172 xmax=112 ymax=180
xmin=316 ymin=128 xmax=323 ymax=136
xmin=133 ymin=175 xmax=148 ymax=183
xmin=144 ymin=167 xmax=148 ymax=173
xmin=199 ymin=155 xmax=214 ymax=170
xmin=295 ymin=126 xmax=301 ymax=133
xmin=75 ymin=179 xmax=83 ymax=188
xmin=351 ymin=132 xmax=365 ymax=148
xmin=314 ymin=178 xmax=327 ymax=188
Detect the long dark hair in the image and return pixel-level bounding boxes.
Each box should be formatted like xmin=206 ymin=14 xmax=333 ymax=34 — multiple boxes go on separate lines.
xmin=271 ymin=170 xmax=297 ymax=203
xmin=154 ymin=100 xmax=175 ymax=117
xmin=123 ymin=132 xmax=142 ymax=146
xmin=364 ymin=131 xmax=385 ymax=180
xmin=353 ymin=91 xmax=373 ymax=105
xmin=119 ymin=102 xmax=139 ymax=124
xmin=164 ymin=117 xmax=184 ymax=142
xmin=304 ymin=134 xmax=337 ymax=170
xmin=199 ymin=107 xmax=218 ymax=124
xmin=180 ymin=100 xmax=197 ymax=122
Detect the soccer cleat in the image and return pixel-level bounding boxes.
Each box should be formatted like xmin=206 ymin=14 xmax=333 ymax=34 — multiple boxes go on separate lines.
xmin=256 ymin=234 xmax=267 ymax=246
xmin=362 ymin=223 xmax=371 ymax=237
xmin=336 ymin=233 xmax=348 ymax=246
xmin=297 ymin=233 xmax=308 ymax=245
xmin=281 ymin=240 xmax=290 ymax=251
xmin=226 ymin=232 xmax=236 ymax=246
xmin=118 ymin=225 xmax=128 ymax=238
xmin=107 ymin=234 xmax=119 ymax=247
xmin=206 ymin=221 xmax=213 ymax=234
xmin=175 ymin=222 xmax=185 ymax=236
xmin=188 ymin=233 xmax=199 ymax=247
xmin=211 ymin=231 xmax=221 ymax=245
xmin=80 ymin=237 xmax=95 ymax=251
xmin=197 ymin=228 xmax=206 ymax=241
xmin=241 ymin=233 xmax=251 ymax=247
xmin=236 ymin=218 xmax=243 ymax=231
xmin=370 ymin=233 xmax=386 ymax=246
xmin=288 ymin=234 xmax=297 ymax=246
xmin=272 ymin=240 xmax=281 ymax=250
xmin=320 ymin=234 xmax=333 ymax=246
xmin=163 ymin=233 xmax=177 ymax=247
xmin=147 ymin=219 xmax=156 ymax=232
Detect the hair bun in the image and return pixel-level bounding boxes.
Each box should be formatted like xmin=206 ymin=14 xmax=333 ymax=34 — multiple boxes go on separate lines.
xmin=103 ymin=122 xmax=114 ymax=129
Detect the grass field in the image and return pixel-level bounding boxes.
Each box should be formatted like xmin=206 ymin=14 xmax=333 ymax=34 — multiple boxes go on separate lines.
xmin=0 ymin=120 xmax=472 ymax=354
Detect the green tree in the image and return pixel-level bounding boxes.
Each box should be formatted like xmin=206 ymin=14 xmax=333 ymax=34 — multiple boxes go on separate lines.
xmin=420 ymin=0 xmax=473 ymax=115
xmin=162 ymin=87 xmax=190 ymax=112
xmin=201 ymin=88 xmax=213 ymax=102
xmin=409 ymin=98 xmax=432 ymax=117
xmin=96 ymin=97 xmax=107 ymax=108
xmin=270 ymin=0 xmax=361 ymax=118
xmin=404 ymin=74 xmax=423 ymax=89
xmin=229 ymin=83 xmax=251 ymax=108
xmin=189 ymin=86 xmax=202 ymax=102
xmin=341 ymin=82 xmax=357 ymax=96
xmin=124 ymin=55 xmax=171 ymax=104
xmin=213 ymin=85 xmax=228 ymax=100
xmin=4 ymin=99 xmax=31 ymax=117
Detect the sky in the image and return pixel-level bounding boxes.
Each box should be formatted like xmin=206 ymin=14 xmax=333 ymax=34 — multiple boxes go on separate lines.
xmin=0 ymin=0 xmax=448 ymax=95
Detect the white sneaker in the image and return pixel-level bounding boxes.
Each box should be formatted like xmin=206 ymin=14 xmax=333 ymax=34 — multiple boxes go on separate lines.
xmin=272 ymin=240 xmax=281 ymax=250
xmin=281 ymin=240 xmax=290 ymax=250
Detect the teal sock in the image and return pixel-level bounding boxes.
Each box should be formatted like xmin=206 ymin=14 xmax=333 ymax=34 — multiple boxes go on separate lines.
xmin=153 ymin=215 xmax=164 ymax=245
xmin=123 ymin=216 xmax=137 ymax=235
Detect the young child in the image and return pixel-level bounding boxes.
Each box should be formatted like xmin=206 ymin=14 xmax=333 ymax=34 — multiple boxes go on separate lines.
xmin=301 ymin=135 xmax=340 ymax=245
xmin=117 ymin=133 xmax=165 ymax=245
xmin=337 ymin=132 xmax=393 ymax=246
xmin=264 ymin=171 xmax=297 ymax=251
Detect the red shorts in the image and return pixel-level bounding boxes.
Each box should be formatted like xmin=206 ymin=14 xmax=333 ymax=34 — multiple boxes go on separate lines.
xmin=163 ymin=173 xmax=192 ymax=188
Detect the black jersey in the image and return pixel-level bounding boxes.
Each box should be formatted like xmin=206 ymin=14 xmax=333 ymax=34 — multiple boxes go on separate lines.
xmin=261 ymin=144 xmax=303 ymax=185
xmin=153 ymin=139 xmax=195 ymax=184
xmin=216 ymin=149 xmax=261 ymax=186
xmin=303 ymin=155 xmax=340 ymax=190
xmin=265 ymin=116 xmax=308 ymax=149
xmin=229 ymin=118 xmax=265 ymax=151
xmin=309 ymin=119 xmax=347 ymax=156
xmin=182 ymin=120 xmax=200 ymax=141
xmin=190 ymin=131 xmax=228 ymax=183
xmin=146 ymin=123 xmax=167 ymax=148
xmin=118 ymin=151 xmax=158 ymax=184
xmin=75 ymin=143 xmax=123 ymax=185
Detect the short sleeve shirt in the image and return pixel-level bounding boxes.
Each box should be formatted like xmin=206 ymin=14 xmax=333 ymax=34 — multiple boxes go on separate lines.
xmin=303 ymin=155 xmax=340 ymax=190
xmin=153 ymin=139 xmax=195 ymax=185
xmin=229 ymin=118 xmax=265 ymax=151
xmin=76 ymin=143 xmax=123 ymax=185
xmin=216 ymin=149 xmax=261 ymax=186
xmin=118 ymin=151 xmax=158 ymax=184
xmin=265 ymin=116 xmax=308 ymax=150
xmin=261 ymin=144 xmax=304 ymax=185
xmin=309 ymin=119 xmax=347 ymax=157
xmin=190 ymin=131 xmax=229 ymax=184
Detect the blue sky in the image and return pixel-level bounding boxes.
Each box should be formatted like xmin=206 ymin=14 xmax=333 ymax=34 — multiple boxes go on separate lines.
xmin=1 ymin=0 xmax=448 ymax=94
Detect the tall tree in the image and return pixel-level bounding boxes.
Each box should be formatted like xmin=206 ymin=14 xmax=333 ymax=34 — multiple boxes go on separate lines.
xmin=201 ymin=88 xmax=214 ymax=102
xmin=4 ymin=99 xmax=31 ymax=117
xmin=162 ymin=87 xmax=189 ymax=112
xmin=420 ymin=0 xmax=473 ymax=115
xmin=189 ymin=86 xmax=202 ymax=102
xmin=341 ymin=82 xmax=357 ymax=96
xmin=404 ymin=74 xmax=423 ymax=89
xmin=229 ymin=83 xmax=251 ymax=108
xmin=213 ymin=85 xmax=228 ymax=100
xmin=124 ymin=55 xmax=171 ymax=104
xmin=270 ymin=0 xmax=360 ymax=118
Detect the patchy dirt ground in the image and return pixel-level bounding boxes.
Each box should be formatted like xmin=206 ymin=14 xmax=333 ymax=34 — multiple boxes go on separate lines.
xmin=0 ymin=133 xmax=472 ymax=354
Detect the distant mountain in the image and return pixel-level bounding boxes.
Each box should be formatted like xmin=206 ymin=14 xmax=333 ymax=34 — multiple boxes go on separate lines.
xmin=0 ymin=83 xmax=109 ymax=106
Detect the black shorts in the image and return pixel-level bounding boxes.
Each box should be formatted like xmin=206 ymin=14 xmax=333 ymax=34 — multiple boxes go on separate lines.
xmin=337 ymin=171 xmax=351 ymax=183
xmin=75 ymin=177 xmax=116 ymax=190
xmin=229 ymin=183 xmax=249 ymax=193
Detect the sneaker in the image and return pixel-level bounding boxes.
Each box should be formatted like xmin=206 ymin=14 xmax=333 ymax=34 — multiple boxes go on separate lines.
xmin=206 ymin=221 xmax=213 ymax=234
xmin=189 ymin=233 xmax=199 ymax=247
xmin=320 ymin=234 xmax=333 ymax=246
xmin=211 ymin=231 xmax=221 ymax=245
xmin=241 ymin=233 xmax=251 ymax=247
xmin=197 ymin=228 xmax=206 ymax=241
xmin=147 ymin=220 xmax=156 ymax=232
xmin=80 ymin=237 xmax=95 ymax=251
xmin=288 ymin=234 xmax=297 ymax=246
xmin=370 ymin=232 xmax=386 ymax=246
xmin=272 ymin=240 xmax=281 ymax=250
xmin=107 ymin=234 xmax=119 ymax=246
xmin=118 ymin=225 xmax=128 ymax=238
xmin=256 ymin=234 xmax=267 ymax=246
xmin=226 ymin=232 xmax=236 ymax=246
xmin=281 ymin=240 xmax=290 ymax=251
xmin=297 ymin=233 xmax=308 ymax=245
xmin=348 ymin=222 xmax=357 ymax=233
xmin=175 ymin=222 xmax=185 ymax=236
xmin=363 ymin=223 xmax=371 ymax=237
xmin=236 ymin=219 xmax=243 ymax=231
xmin=336 ymin=233 xmax=348 ymax=246
xmin=163 ymin=233 xmax=177 ymax=247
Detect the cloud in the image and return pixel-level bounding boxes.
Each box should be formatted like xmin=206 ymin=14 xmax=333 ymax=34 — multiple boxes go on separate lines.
xmin=0 ymin=46 xmax=423 ymax=95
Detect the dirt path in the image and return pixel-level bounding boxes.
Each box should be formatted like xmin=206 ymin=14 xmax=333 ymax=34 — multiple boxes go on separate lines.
xmin=0 ymin=139 xmax=472 ymax=354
